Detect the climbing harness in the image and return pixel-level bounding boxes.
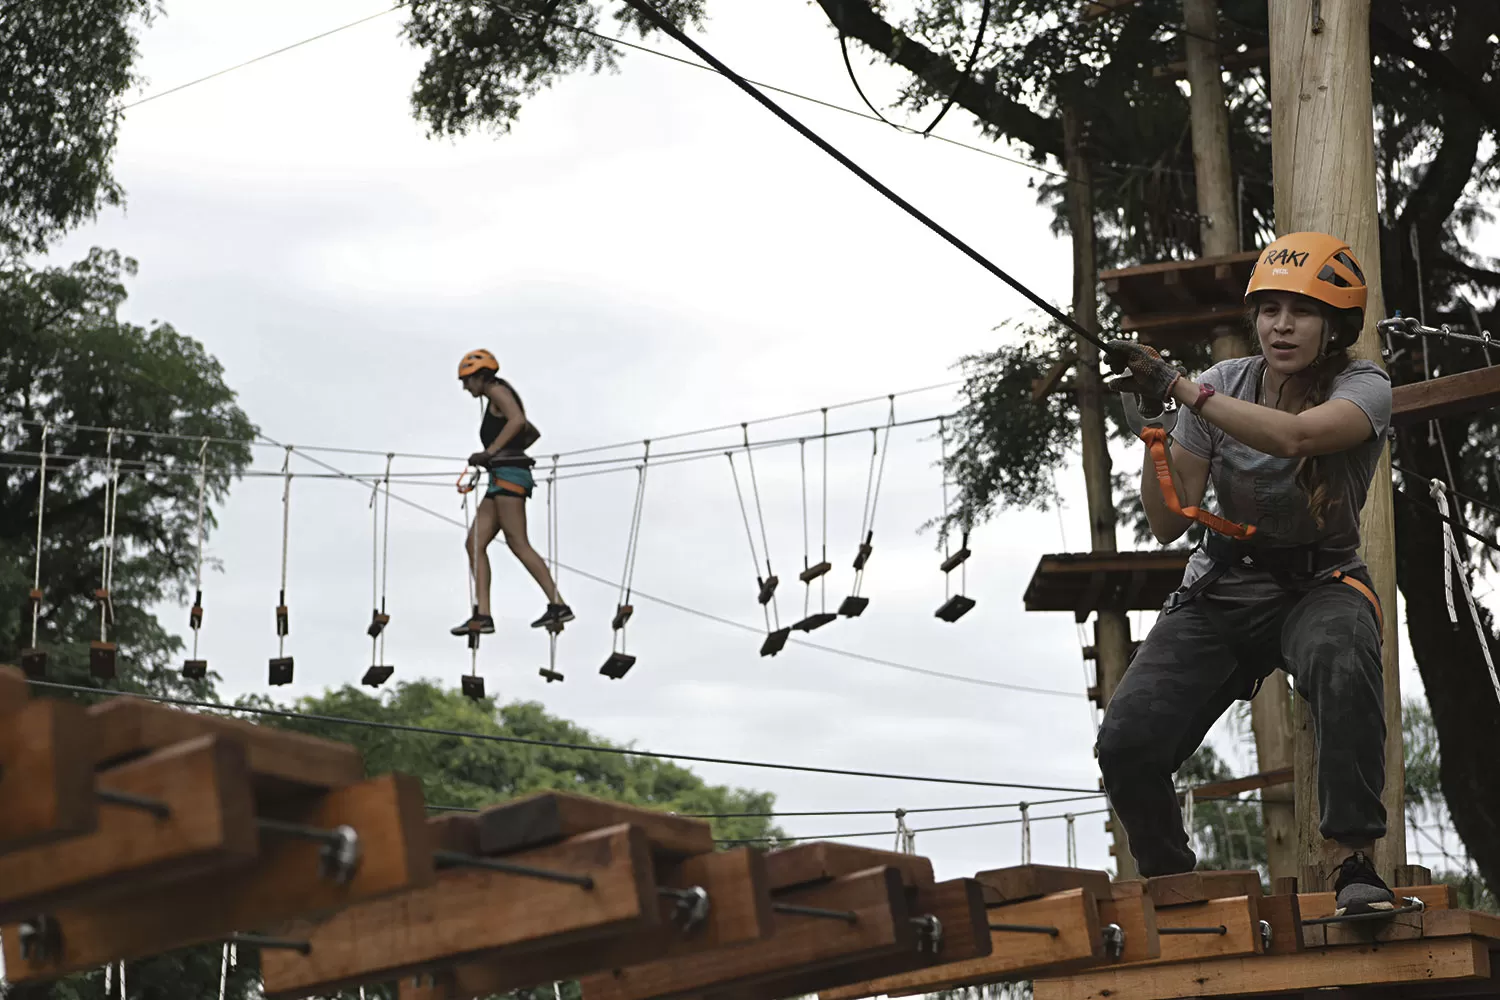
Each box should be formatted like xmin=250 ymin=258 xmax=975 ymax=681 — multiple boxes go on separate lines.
xmin=21 ymin=424 xmax=50 ymax=678
xmin=728 ymin=431 xmax=791 ymax=657
xmin=363 ymin=456 xmax=396 ymax=687
xmin=459 ymin=486 xmax=485 ymax=701
xmin=270 ymin=446 xmax=295 ymax=686
xmin=184 ymin=439 xmax=210 ymax=680
xmin=1429 ymin=479 xmax=1500 ymax=707
xmin=1121 ymin=392 xmax=1257 ymax=541
xmin=839 ymin=397 xmax=895 ymax=618
xmin=793 ymin=417 xmax=836 ymax=633
xmin=91 ymin=431 xmax=121 ymax=681
xmin=602 ymin=444 xmax=650 ymax=680
xmin=541 ymin=455 xmax=565 ymax=683
xmin=934 ymin=417 xmax=977 ymax=623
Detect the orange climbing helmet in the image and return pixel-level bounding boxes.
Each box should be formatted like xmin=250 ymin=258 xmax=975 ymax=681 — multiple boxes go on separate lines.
xmin=457 ymin=349 xmax=500 ymax=380
xmin=1245 ymin=232 xmax=1368 ymax=349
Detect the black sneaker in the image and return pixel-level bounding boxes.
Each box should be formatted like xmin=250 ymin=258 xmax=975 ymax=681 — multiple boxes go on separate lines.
xmin=531 ymin=604 xmax=575 ymax=629
xmin=1333 ymin=851 xmax=1395 ymax=916
xmin=450 ymin=614 xmax=495 ymax=636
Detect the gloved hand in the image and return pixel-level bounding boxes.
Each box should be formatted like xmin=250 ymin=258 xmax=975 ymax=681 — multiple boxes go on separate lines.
xmin=468 ymin=451 xmax=493 ymax=468
xmin=1103 ymin=339 xmax=1184 ymax=411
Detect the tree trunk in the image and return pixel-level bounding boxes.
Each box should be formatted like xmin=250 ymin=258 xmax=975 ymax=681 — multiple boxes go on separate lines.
xmin=1182 ymin=0 xmax=1250 ymax=361
xmin=1268 ymin=0 xmax=1405 ymax=888
xmin=1063 ymin=106 xmax=1138 ymax=880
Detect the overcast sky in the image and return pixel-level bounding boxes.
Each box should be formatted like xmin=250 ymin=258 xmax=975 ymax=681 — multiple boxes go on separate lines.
xmin=37 ymin=0 xmax=1454 ymax=885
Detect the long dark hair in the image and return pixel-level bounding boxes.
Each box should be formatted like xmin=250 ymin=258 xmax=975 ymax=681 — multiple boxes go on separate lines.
xmin=1247 ymin=299 xmax=1361 ymax=530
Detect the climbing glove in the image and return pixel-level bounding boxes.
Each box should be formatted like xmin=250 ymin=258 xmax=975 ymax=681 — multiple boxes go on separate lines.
xmin=1103 ymin=339 xmax=1183 ymax=416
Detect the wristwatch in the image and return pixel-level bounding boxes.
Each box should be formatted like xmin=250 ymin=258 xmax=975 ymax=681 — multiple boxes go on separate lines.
xmin=1189 ymin=383 xmax=1215 ymax=413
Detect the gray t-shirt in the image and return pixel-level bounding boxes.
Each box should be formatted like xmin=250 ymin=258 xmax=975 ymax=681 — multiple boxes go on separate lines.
xmin=1171 ymin=356 xmax=1392 ymax=601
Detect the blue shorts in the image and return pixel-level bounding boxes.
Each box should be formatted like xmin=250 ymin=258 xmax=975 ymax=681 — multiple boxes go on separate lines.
xmin=487 ymin=465 xmax=535 ymax=499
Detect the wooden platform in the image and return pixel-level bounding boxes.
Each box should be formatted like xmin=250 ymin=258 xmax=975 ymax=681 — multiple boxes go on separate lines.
xmin=1393 ymin=365 xmax=1500 ymax=426
xmin=1101 ymin=252 xmax=1259 ymax=349
xmin=1023 ymin=551 xmax=1191 ymax=622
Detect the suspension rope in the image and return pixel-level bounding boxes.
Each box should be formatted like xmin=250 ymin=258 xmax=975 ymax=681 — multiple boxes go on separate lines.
xmin=1429 ymin=479 xmax=1500 ymax=707
xmin=727 ymin=452 xmax=772 ymax=632
xmin=29 ymin=424 xmax=49 ymax=651
xmin=868 ymin=396 xmax=896 ymax=530
xmin=379 ymin=454 xmax=393 ymax=665
xmin=742 ymin=426 xmax=775 ymax=580
xmin=190 ymin=438 xmax=209 ymax=660
xmin=837 ymin=29 xmax=903 ymax=131
xmin=921 ymin=0 xmax=993 ymax=136
xmin=277 ymin=446 xmax=293 ymax=660
xmin=616 ymin=0 xmax=1111 ymax=354
xmin=620 ymin=442 xmax=651 ymax=607
xmin=1020 ymin=801 xmax=1032 ymax=864
xmin=940 ymin=417 xmax=952 ymax=601
xmin=800 ymin=438 xmax=811 ymax=619
xmin=99 ymin=441 xmax=122 ymax=646
xmin=545 ymin=456 xmax=563 ymax=678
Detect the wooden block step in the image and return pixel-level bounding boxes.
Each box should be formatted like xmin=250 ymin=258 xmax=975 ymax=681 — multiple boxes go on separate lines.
xmin=579 ymin=866 xmax=914 ymax=1000
xmin=1144 ymin=869 xmax=1263 ymax=907
xmin=1107 ymin=895 xmax=1263 ymax=968
xmin=474 ymin=792 xmax=713 ymax=860
xmin=1096 ymin=880 xmax=1161 ymax=964
xmin=0 ymin=735 xmax=257 ymax=922
xmin=763 ymin=842 xmax=934 ymax=891
xmin=262 ymin=824 xmax=658 ymax=997
xmin=975 ymin=864 xmax=1112 ymax=906
xmin=0 ymin=700 xmax=98 ymax=852
xmin=1032 ymin=936 xmax=1492 ymax=1000
xmin=2 ymin=774 xmax=430 ymax=982
xmin=87 ymin=698 xmax=364 ymax=800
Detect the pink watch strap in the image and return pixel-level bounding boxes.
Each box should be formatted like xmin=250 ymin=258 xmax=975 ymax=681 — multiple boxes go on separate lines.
xmin=1190 ymin=383 xmax=1215 ymax=413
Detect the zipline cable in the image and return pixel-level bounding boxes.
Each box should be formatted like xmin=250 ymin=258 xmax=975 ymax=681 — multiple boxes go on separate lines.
xmin=28 ymin=424 xmax=50 ymax=654
xmin=25 ymin=679 xmax=1100 ymax=793
xmin=616 ymin=0 xmax=1113 ymax=354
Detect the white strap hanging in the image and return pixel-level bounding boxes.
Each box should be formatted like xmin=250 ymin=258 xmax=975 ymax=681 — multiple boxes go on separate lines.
xmin=1065 ymin=813 xmax=1077 ymax=868
xmin=1429 ymin=480 xmax=1500 ymax=706
xmin=1019 ymin=801 xmax=1032 ymax=864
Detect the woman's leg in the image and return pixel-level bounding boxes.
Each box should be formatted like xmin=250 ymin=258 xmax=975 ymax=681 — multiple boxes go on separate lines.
xmin=1280 ymin=579 xmax=1386 ymax=852
xmin=467 ymin=500 xmax=502 ymax=617
xmin=494 ymin=495 xmax=562 ymax=604
xmin=1095 ymin=603 xmax=1253 ymax=876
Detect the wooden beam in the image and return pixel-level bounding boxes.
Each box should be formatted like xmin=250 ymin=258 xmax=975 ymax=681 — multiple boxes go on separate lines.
xmin=1153 ymin=46 xmax=1270 ymax=80
xmin=424 ymin=846 xmax=774 ymax=1000
xmin=87 ymin=697 xmax=364 ymax=800
xmin=1257 ymin=889 xmax=1303 ymax=955
xmin=820 ymin=887 xmax=1102 ymax=1000
xmin=1181 ymin=766 xmax=1293 ymax=802
xmin=1080 ymin=0 xmax=1136 ymax=19
xmin=1031 ymin=354 xmax=1077 ymax=403
xmin=1392 ymin=366 xmax=1500 ymax=425
xmin=2 ymin=773 xmax=431 ymax=982
xmin=262 ymin=823 xmax=658 ymax=998
xmin=475 ymin=792 xmax=713 ymax=859
xmin=0 ymin=735 xmax=258 ymax=922
xmin=579 ymin=866 xmax=914 ymax=1000
xmin=1097 ymin=880 xmax=1159 ymax=964
xmin=1124 ymin=895 xmax=1263 ymax=966
xmin=1032 ymin=937 xmax=1492 ymax=1000
xmin=0 ymin=700 xmax=97 ymax=852
xmin=763 ymin=843 xmax=934 ymax=890
xmin=713 ymin=878 xmax=989 ymax=1000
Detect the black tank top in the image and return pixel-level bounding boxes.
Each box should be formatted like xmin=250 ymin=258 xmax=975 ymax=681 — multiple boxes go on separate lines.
xmin=479 ymin=379 xmax=532 ymax=452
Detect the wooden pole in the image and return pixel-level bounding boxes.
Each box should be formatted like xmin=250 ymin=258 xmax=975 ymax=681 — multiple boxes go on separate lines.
xmin=1182 ymin=0 xmax=1296 ymax=881
xmin=1267 ymin=0 xmax=1405 ymax=889
xmin=1063 ymin=106 xmax=1138 ymax=880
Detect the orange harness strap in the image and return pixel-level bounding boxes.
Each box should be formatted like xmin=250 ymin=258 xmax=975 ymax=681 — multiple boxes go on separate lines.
xmin=1141 ymin=427 xmax=1257 ymax=541
xmin=1331 ymin=570 xmax=1384 ymax=633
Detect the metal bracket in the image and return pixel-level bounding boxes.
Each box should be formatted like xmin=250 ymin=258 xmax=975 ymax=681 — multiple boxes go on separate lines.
xmin=18 ymin=915 xmax=60 ymax=962
xmin=912 ymin=914 xmax=944 ymax=954
xmin=1102 ymin=922 xmax=1126 ymax=960
xmin=661 ymin=885 xmax=711 ymax=932
xmin=1259 ymin=918 xmax=1273 ymax=951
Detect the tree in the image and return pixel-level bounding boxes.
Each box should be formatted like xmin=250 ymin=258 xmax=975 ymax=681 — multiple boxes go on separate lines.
xmin=0 ymin=248 xmax=257 ymax=697
xmin=0 ymin=1 xmax=155 ymax=255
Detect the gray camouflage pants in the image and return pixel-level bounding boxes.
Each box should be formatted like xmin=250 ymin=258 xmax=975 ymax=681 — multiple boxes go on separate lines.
xmin=1095 ymin=574 xmax=1386 ymax=877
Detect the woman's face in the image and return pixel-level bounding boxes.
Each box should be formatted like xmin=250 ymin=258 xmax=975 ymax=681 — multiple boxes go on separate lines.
xmin=1255 ymin=292 xmax=1327 ymax=375
xmin=461 ymin=373 xmax=485 ymax=397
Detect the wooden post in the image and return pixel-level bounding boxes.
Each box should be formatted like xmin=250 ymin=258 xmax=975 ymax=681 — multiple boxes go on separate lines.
xmin=1181 ymin=0 xmax=1250 ymax=361
xmin=1250 ymin=678 xmax=1297 ymax=882
xmin=1267 ymin=0 xmax=1405 ymax=889
xmin=1063 ymin=106 xmax=1137 ymax=880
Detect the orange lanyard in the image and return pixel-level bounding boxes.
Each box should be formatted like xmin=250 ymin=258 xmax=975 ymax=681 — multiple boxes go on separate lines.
xmin=1122 ymin=393 xmax=1256 ymax=540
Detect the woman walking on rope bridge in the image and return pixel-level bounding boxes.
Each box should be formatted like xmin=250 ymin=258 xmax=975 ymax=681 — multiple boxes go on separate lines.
xmin=1097 ymin=232 xmax=1394 ymax=917
xmin=452 ymin=349 xmax=573 ymax=636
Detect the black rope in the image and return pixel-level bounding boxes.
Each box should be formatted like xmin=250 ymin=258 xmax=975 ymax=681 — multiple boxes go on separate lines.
xmin=1392 ymin=463 xmax=1500 ymax=520
xmin=922 ymin=0 xmax=993 ymax=136
xmin=24 ymin=680 xmax=1098 ymax=793
xmin=1394 ymin=488 xmax=1500 ymax=553
xmin=838 ymin=29 xmax=904 ymax=130
xmin=615 ymin=0 xmax=1110 ymax=354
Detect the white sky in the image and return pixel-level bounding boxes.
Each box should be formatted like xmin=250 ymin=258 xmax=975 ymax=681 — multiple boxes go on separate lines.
xmin=36 ymin=0 xmax=1444 ymax=886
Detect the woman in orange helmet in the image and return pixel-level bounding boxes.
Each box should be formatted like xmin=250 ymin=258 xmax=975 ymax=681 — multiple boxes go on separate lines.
xmin=1098 ymin=233 xmax=1394 ymax=917
xmin=453 ymin=349 xmax=573 ymax=636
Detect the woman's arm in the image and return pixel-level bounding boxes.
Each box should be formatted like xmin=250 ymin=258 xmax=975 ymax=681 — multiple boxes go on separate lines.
xmin=480 ymin=383 xmax=527 ymax=456
xmin=1168 ymin=377 xmax=1375 ymax=459
xmin=1140 ymin=439 xmax=1210 ymax=544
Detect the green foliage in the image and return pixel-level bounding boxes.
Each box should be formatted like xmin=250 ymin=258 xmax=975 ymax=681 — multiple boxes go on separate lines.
xmin=1177 ymin=744 xmax=1265 ymax=880
xmin=0 ymin=0 xmax=155 ymax=253
xmin=1403 ymin=695 xmax=1444 ymax=811
xmin=401 ymin=0 xmax=706 ymax=138
xmin=0 ymin=248 xmax=256 ymax=698
xmin=246 ymin=679 xmax=787 ymax=847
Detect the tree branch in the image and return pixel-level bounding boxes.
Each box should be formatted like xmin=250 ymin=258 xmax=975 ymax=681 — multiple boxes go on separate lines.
xmin=1371 ymin=12 xmax=1500 ymax=135
xmin=812 ymin=0 xmax=1063 ymax=160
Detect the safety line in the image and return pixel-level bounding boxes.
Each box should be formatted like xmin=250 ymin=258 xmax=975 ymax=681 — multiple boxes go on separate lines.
xmin=1392 ymin=463 xmax=1500 ymax=520
xmin=23 ymin=680 xmax=1097 ymax=793
xmin=1394 ymin=488 xmax=1500 ymax=554
xmin=616 ymin=0 xmax=1111 ymax=353
xmin=421 ymin=791 xmax=1108 ymax=820
xmin=715 ymin=806 xmax=1113 ymax=844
